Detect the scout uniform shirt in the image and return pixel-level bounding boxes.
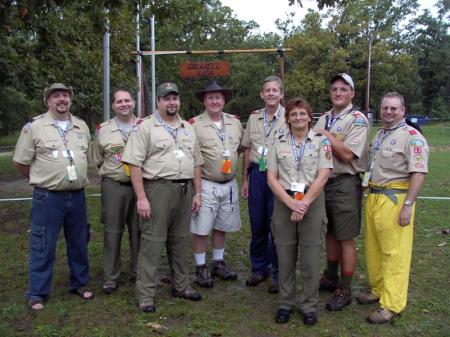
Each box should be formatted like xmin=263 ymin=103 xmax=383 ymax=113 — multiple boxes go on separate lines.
xmin=369 ymin=120 xmax=429 ymax=185
xmin=90 ymin=116 xmax=140 ymax=182
xmin=189 ymin=112 xmax=243 ymax=182
xmin=13 ymin=112 xmax=90 ymax=190
xmin=266 ymin=129 xmax=333 ymax=190
xmin=241 ymin=105 xmax=287 ymax=164
xmin=121 ymin=113 xmax=203 ymax=179
xmin=314 ymin=104 xmax=368 ymax=178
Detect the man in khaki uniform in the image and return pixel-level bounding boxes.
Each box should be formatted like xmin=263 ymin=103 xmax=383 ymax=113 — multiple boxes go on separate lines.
xmin=314 ymin=73 xmax=368 ymax=311
xmin=358 ymin=92 xmax=428 ymax=324
xmin=89 ymin=88 xmax=140 ymax=294
xmin=189 ymin=81 xmax=243 ymax=288
xmin=122 ymin=82 xmax=204 ymax=313
xmin=241 ymin=76 xmax=286 ymax=293
xmin=13 ymin=83 xmax=93 ymax=310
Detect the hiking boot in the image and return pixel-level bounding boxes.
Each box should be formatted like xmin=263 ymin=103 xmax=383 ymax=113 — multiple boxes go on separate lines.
xmin=268 ymin=281 xmax=279 ymax=294
xmin=357 ymin=291 xmax=380 ymax=305
xmin=211 ymin=260 xmax=237 ymax=281
xmin=319 ymin=271 xmax=339 ymax=292
xmin=275 ymin=308 xmax=291 ymax=324
xmin=367 ymin=307 xmax=396 ymax=324
xmin=326 ymin=287 xmax=352 ymax=311
xmin=171 ymin=287 xmax=202 ymax=301
xmin=245 ymin=274 xmax=267 ymax=286
xmin=195 ymin=264 xmax=214 ymax=288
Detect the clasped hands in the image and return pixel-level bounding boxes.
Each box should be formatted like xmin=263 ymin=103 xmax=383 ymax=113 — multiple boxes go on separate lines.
xmin=289 ymin=199 xmax=310 ymax=222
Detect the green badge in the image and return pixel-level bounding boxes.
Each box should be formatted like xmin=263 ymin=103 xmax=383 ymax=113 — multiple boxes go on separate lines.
xmin=258 ymin=156 xmax=266 ymax=172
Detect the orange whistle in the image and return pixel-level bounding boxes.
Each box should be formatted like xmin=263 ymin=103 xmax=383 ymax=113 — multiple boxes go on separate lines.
xmin=221 ymin=159 xmax=232 ymax=174
xmin=294 ymin=192 xmax=304 ymax=200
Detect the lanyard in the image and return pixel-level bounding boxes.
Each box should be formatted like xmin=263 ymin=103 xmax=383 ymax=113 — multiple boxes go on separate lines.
xmin=325 ymin=114 xmax=338 ymax=131
xmin=373 ymin=121 xmax=406 ymax=152
xmin=212 ymin=117 xmax=226 ymax=145
xmin=290 ymin=133 xmax=307 ymax=181
xmin=114 ymin=117 xmax=133 ymax=142
xmin=54 ymin=119 xmax=74 ymax=165
xmin=263 ymin=106 xmax=282 ymax=141
xmin=155 ymin=112 xmax=179 ymax=144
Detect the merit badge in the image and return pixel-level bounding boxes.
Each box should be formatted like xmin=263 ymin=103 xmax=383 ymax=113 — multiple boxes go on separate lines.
xmin=390 ymin=139 xmax=397 ymax=145
xmin=415 ymin=156 xmax=422 ymax=162
xmin=413 ymin=146 xmax=422 ymax=154
xmin=114 ymin=153 xmax=122 ymax=163
xmin=337 ymin=127 xmax=343 ymax=132
xmin=415 ymin=163 xmax=424 ymax=168
xmin=409 ymin=140 xmax=425 ymax=146
xmin=77 ymin=133 xmax=83 ymax=139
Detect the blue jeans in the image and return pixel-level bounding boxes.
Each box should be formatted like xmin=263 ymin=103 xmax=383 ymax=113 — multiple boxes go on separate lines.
xmin=27 ymin=187 xmax=90 ymax=301
xmin=248 ymin=164 xmax=278 ymax=281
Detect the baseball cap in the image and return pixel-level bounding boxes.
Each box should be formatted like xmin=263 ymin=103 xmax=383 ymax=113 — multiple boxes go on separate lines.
xmin=157 ymin=82 xmax=179 ymax=97
xmin=331 ymin=73 xmax=354 ymax=90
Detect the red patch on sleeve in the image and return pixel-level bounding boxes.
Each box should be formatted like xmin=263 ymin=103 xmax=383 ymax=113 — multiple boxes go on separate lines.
xmin=409 ymin=129 xmax=417 ymax=135
xmin=188 ymin=117 xmax=196 ymax=125
xmin=413 ymin=146 xmax=422 ymax=153
xmin=232 ymin=115 xmax=240 ymax=120
xmin=96 ymin=124 xmax=102 ymax=130
xmin=135 ymin=118 xmax=144 ymax=125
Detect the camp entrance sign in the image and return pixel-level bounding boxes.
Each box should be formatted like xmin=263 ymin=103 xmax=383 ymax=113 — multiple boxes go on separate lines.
xmin=180 ymin=61 xmax=230 ymax=78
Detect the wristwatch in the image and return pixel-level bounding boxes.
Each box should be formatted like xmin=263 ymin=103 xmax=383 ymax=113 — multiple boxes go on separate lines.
xmin=404 ymin=200 xmax=414 ymax=206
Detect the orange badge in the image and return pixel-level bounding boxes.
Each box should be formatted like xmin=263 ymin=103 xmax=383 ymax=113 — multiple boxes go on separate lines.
xmin=294 ymin=192 xmax=304 ymax=200
xmin=221 ymin=159 xmax=232 ymax=174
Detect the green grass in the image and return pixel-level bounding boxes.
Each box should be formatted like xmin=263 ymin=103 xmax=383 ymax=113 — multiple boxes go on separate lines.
xmin=0 ymin=124 xmax=449 ymax=336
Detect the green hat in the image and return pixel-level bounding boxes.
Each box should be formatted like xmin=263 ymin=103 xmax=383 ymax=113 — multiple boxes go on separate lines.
xmin=43 ymin=83 xmax=74 ymax=107
xmin=157 ymin=82 xmax=179 ymax=97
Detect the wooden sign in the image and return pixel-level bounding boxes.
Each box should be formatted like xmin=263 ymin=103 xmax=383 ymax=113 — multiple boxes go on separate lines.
xmin=179 ymin=61 xmax=230 ymax=78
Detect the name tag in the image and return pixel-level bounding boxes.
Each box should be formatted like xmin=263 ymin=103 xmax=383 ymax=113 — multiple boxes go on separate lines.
xmin=222 ymin=149 xmax=231 ymax=157
xmin=174 ymin=149 xmax=185 ymax=159
xmin=257 ymin=146 xmax=268 ymax=156
xmin=67 ymin=165 xmax=77 ymax=181
xmin=52 ymin=150 xmax=59 ymax=159
xmin=290 ymin=182 xmax=305 ymax=193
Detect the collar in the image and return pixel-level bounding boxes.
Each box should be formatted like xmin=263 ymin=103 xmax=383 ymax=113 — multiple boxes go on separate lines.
xmin=329 ymin=104 xmax=353 ymax=119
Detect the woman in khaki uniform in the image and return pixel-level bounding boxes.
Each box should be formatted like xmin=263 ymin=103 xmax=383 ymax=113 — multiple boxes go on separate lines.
xmin=267 ymin=98 xmax=333 ymax=325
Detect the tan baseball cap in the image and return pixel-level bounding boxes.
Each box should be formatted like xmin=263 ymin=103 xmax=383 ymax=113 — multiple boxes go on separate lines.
xmin=43 ymin=83 xmax=74 ymax=107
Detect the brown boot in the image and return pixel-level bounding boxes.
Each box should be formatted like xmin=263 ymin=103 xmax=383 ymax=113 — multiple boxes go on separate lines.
xmin=357 ymin=291 xmax=380 ymax=305
xmin=326 ymin=287 xmax=352 ymax=311
xmin=367 ymin=307 xmax=396 ymax=324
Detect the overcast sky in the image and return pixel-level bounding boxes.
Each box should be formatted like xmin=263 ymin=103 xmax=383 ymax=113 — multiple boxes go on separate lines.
xmin=220 ymin=0 xmax=440 ymax=34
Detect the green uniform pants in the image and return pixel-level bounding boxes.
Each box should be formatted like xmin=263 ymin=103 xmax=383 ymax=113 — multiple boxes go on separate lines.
xmin=135 ymin=179 xmax=193 ymax=305
xmin=101 ymin=178 xmax=140 ymax=282
xmin=271 ymin=193 xmax=326 ymax=313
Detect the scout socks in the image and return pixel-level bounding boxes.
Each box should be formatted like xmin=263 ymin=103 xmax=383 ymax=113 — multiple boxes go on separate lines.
xmin=341 ymin=271 xmax=353 ymax=289
xmin=326 ymin=260 xmax=340 ymax=282
xmin=195 ymin=253 xmax=206 ymax=266
xmin=212 ymin=248 xmax=224 ymax=261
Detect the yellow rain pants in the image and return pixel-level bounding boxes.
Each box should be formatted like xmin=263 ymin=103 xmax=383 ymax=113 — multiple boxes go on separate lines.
xmin=364 ymin=181 xmax=415 ymax=313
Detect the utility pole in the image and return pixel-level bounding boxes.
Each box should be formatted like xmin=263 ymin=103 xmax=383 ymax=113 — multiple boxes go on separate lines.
xmin=366 ymin=31 xmax=373 ymax=125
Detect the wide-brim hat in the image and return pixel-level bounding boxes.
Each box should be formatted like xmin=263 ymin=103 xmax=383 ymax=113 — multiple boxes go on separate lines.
xmin=43 ymin=83 xmax=74 ymax=107
xmin=330 ymin=73 xmax=354 ymax=90
xmin=195 ymin=81 xmax=233 ymax=103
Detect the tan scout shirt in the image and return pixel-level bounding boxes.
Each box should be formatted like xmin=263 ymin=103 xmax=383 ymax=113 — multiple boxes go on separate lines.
xmin=89 ymin=117 xmax=139 ymax=182
xmin=369 ymin=120 xmax=429 ymax=185
xmin=190 ymin=112 xmax=243 ymax=182
xmin=314 ymin=104 xmax=369 ymax=178
xmin=267 ymin=129 xmax=333 ymax=190
xmin=13 ymin=112 xmax=90 ymax=190
xmin=241 ymin=105 xmax=287 ymax=164
xmin=121 ymin=113 xmax=203 ymax=180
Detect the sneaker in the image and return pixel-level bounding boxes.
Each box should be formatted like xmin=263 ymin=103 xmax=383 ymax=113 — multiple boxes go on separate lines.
xmin=195 ymin=264 xmax=214 ymax=288
xmin=357 ymin=291 xmax=380 ymax=305
xmin=367 ymin=307 xmax=396 ymax=324
xmin=275 ymin=308 xmax=291 ymax=324
xmin=138 ymin=301 xmax=156 ymax=313
xmin=319 ymin=271 xmax=339 ymax=292
xmin=211 ymin=260 xmax=237 ymax=281
xmin=102 ymin=280 xmax=117 ymax=294
xmin=326 ymin=287 xmax=352 ymax=311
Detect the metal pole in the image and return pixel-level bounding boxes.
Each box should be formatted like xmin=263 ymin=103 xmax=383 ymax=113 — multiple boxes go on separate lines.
xmin=136 ymin=1 xmax=142 ymax=117
xmin=133 ymin=48 xmax=293 ymax=56
xmin=366 ymin=32 xmax=373 ymax=125
xmin=103 ymin=7 xmax=110 ymax=122
xmin=278 ymin=47 xmax=286 ymax=106
xmin=151 ymin=15 xmax=156 ymax=113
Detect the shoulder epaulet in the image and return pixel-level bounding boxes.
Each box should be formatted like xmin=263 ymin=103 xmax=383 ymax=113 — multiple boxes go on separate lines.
xmin=250 ymin=109 xmax=261 ymax=115
xmin=224 ymin=113 xmax=240 ymax=120
xmin=351 ymin=111 xmax=363 ymax=118
xmin=188 ymin=117 xmax=196 ymax=125
xmin=72 ymin=114 xmax=83 ymax=121
xmin=136 ymin=117 xmax=146 ymax=125
xmin=32 ymin=114 xmax=45 ymax=121
xmin=408 ymin=128 xmax=417 ymax=135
